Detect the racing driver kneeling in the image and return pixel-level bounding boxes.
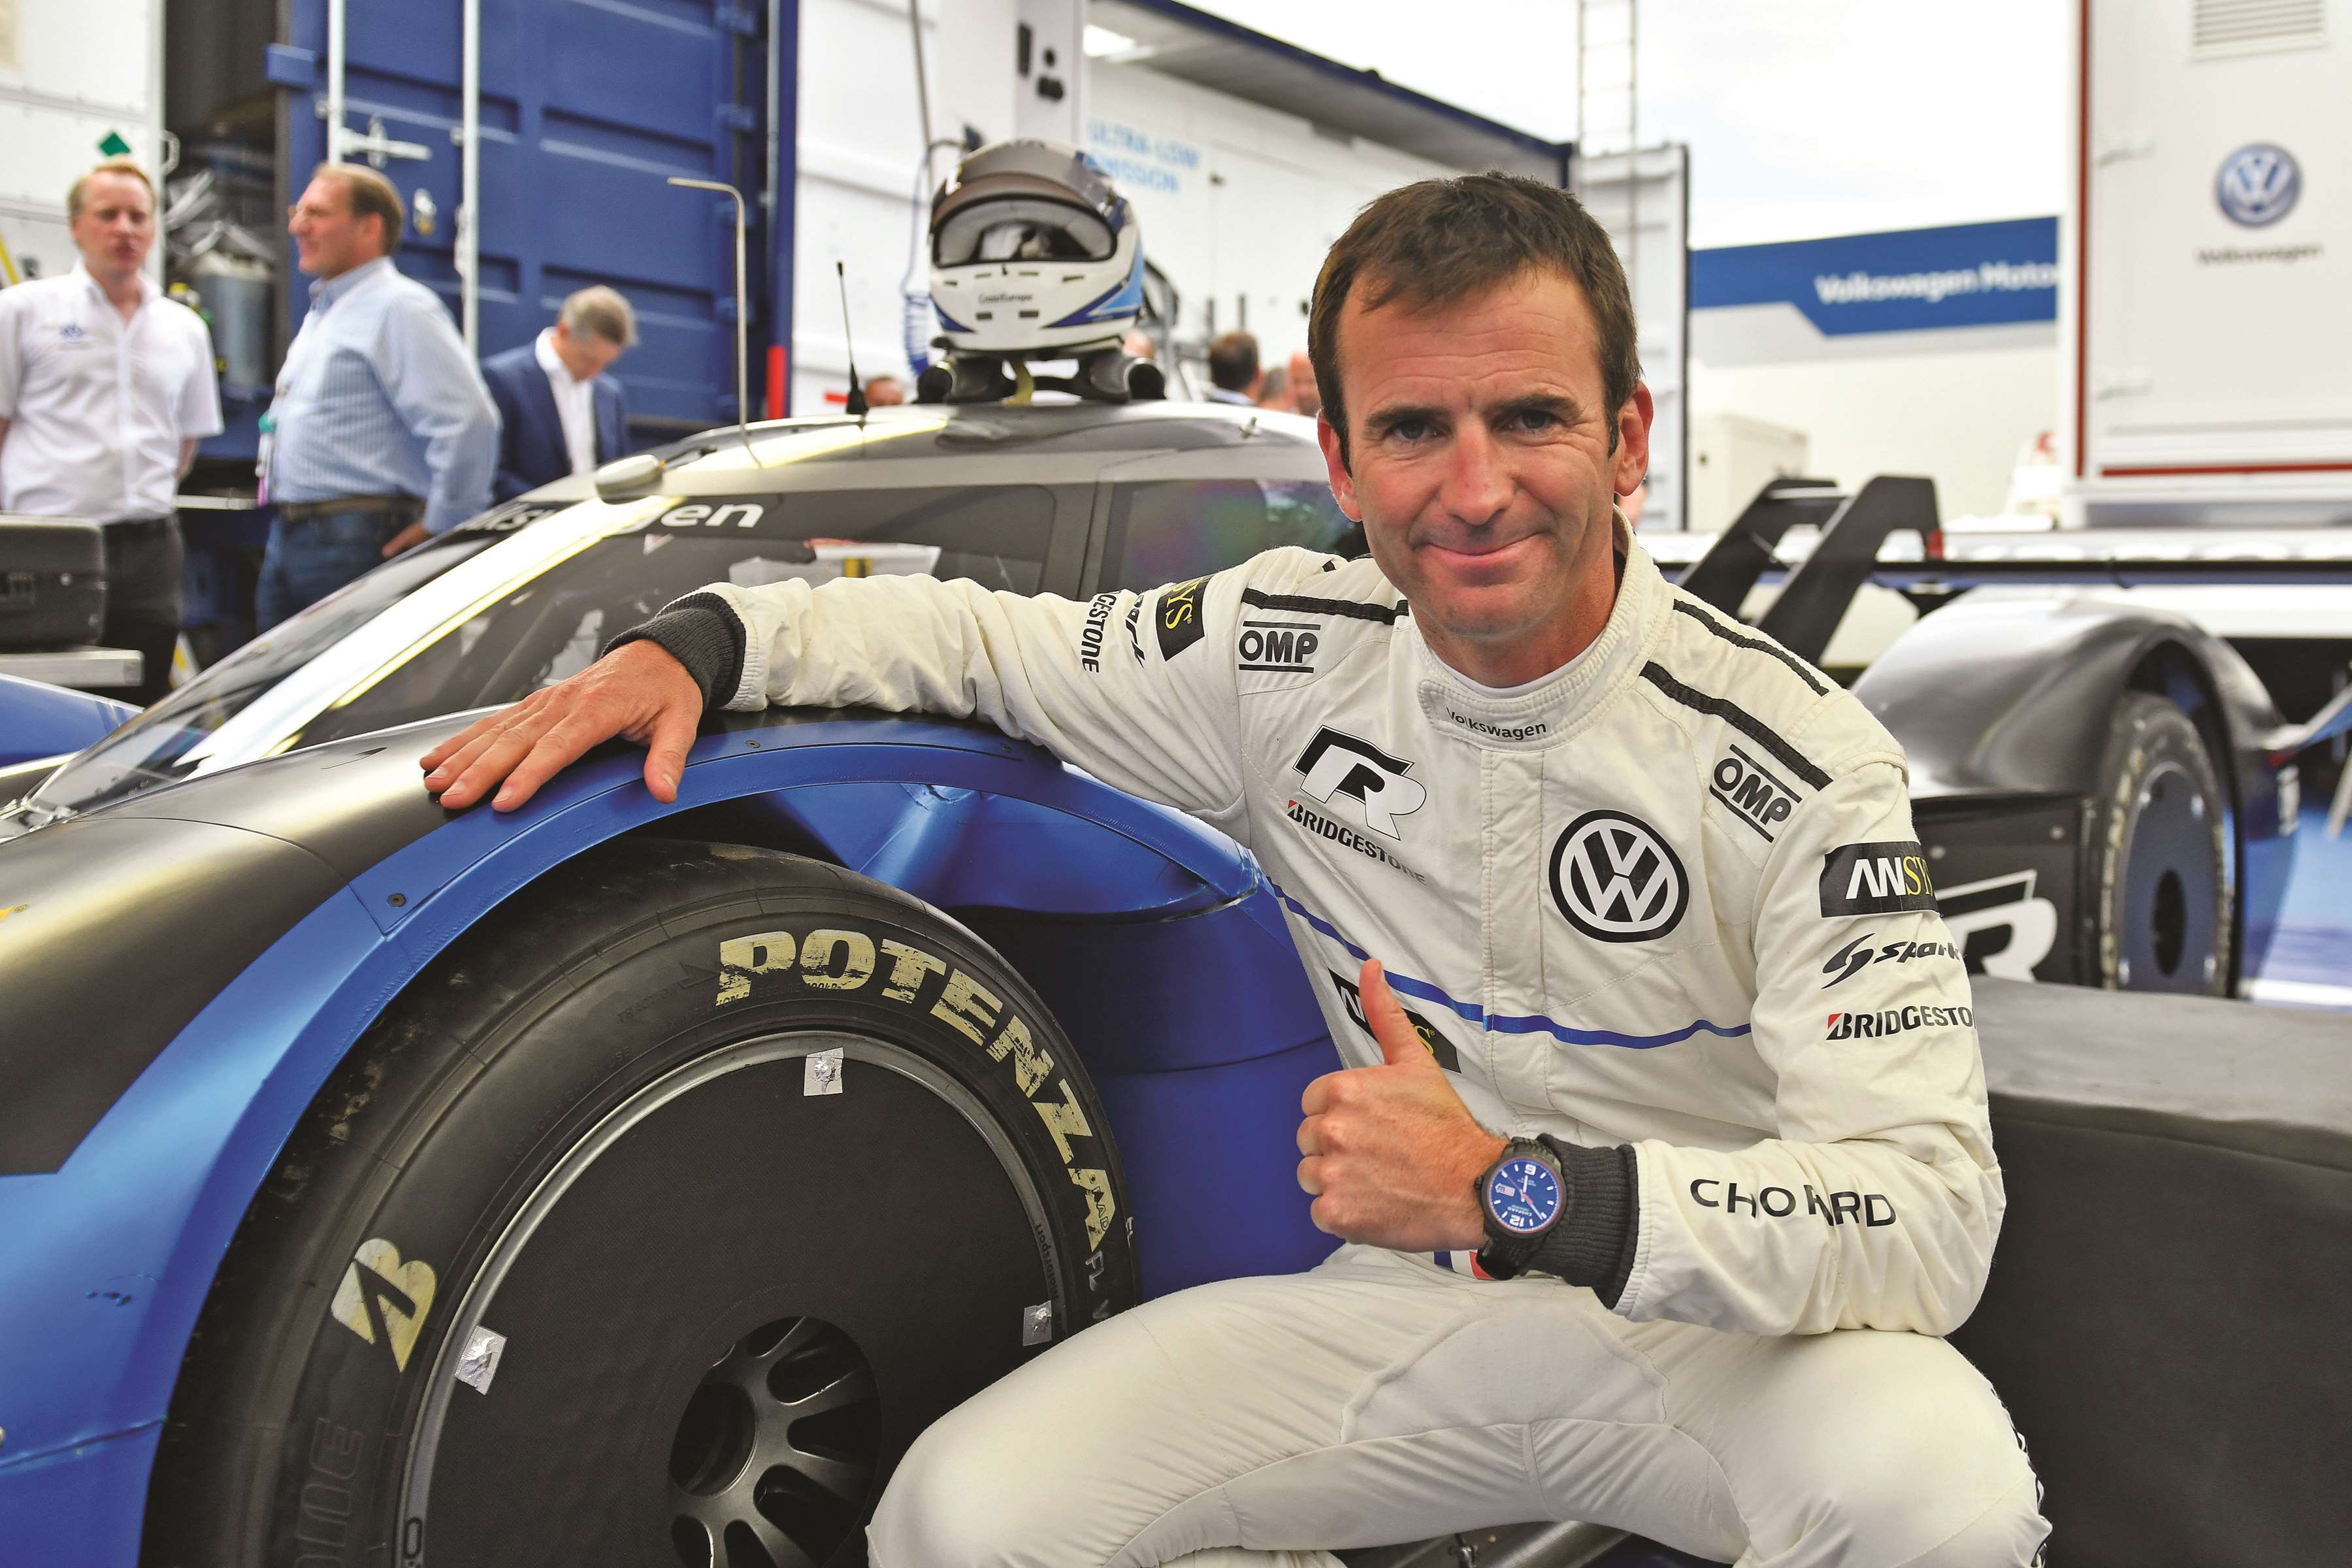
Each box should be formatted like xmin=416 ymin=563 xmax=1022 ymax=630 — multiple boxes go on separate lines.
xmin=424 ymin=172 xmax=2052 ymax=1567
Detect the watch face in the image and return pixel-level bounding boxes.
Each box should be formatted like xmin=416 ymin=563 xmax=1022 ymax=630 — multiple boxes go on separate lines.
xmin=1485 ymin=1156 xmax=1562 ymax=1235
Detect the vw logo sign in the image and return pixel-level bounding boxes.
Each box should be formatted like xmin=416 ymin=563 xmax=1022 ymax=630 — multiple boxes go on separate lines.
xmin=2215 ymin=144 xmax=2300 ymax=228
xmin=1549 ymin=810 xmax=1688 ymax=943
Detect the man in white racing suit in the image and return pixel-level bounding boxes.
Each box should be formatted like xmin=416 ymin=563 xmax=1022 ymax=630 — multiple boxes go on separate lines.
xmin=424 ymin=173 xmax=2050 ymax=1567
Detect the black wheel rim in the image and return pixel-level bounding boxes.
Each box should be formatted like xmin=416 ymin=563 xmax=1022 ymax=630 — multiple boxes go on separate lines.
xmin=399 ymin=1033 xmax=1060 ymax=1567
xmin=668 ymin=1315 xmax=879 ymax=1567
xmin=2117 ymin=760 xmax=2220 ymax=991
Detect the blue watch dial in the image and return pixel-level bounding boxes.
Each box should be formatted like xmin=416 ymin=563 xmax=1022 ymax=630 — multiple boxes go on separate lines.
xmin=1485 ymin=1155 xmax=1562 ymax=1235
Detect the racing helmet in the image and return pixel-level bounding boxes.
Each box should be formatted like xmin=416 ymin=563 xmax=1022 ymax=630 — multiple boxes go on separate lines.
xmin=928 ymin=140 xmax=1145 ymax=358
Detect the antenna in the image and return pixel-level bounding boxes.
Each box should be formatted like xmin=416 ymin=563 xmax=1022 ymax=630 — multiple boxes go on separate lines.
xmin=838 ymin=262 xmax=868 ymax=419
xmin=666 ymin=175 xmax=764 ymax=466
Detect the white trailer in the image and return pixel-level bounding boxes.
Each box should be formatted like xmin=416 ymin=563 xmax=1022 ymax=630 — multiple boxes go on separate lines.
xmin=0 ymin=0 xmax=167 ymax=286
xmin=2065 ymin=0 xmax=2350 ymax=527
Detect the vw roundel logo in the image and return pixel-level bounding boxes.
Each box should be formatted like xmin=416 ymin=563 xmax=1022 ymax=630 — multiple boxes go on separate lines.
xmin=2215 ymin=144 xmax=2300 ymax=228
xmin=1549 ymin=810 xmax=1688 ymax=943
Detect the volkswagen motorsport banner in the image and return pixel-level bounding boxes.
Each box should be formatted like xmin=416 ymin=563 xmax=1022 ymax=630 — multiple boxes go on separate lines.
xmin=1691 ymin=218 xmax=2057 ymax=364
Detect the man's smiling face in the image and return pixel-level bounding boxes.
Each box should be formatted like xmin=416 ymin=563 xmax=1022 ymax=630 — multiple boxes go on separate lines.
xmin=1317 ymin=267 xmax=1651 ymax=686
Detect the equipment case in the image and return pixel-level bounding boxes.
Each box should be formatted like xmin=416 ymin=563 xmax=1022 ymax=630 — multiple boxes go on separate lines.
xmin=0 ymin=515 xmax=107 ymax=651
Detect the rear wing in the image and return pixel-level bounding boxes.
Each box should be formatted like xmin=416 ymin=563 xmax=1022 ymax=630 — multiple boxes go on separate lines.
xmin=1652 ymin=478 xmax=2352 ymax=662
xmin=1668 ymin=476 xmax=1939 ymax=666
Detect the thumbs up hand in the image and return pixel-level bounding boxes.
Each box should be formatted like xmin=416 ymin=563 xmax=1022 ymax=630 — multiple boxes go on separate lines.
xmin=1296 ymin=960 xmax=1508 ymax=1251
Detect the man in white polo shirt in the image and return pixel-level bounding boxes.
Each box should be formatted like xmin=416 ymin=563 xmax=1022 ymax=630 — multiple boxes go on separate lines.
xmin=0 ymin=157 xmax=223 ymax=704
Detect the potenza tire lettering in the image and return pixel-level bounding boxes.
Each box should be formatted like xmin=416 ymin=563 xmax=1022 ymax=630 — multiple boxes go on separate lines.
xmin=718 ymin=921 xmax=1115 ymax=1249
xmin=1548 ymin=810 xmax=1689 ymax=942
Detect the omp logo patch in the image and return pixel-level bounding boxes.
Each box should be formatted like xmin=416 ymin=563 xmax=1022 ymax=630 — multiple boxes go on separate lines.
xmin=1156 ymin=576 xmax=1208 ymax=659
xmin=1709 ymin=744 xmax=1799 ymax=841
xmin=1820 ymin=932 xmax=1963 ymax=988
xmin=1549 ymin=811 xmax=1688 ymax=942
xmin=1293 ymin=728 xmax=1425 ymax=840
xmin=1330 ymin=969 xmax=1458 ymax=1070
xmin=1820 ymin=841 xmax=1936 ymax=916
xmin=1237 ymin=618 xmax=1319 ymax=673
xmin=330 ymin=1239 xmax=438 ymax=1373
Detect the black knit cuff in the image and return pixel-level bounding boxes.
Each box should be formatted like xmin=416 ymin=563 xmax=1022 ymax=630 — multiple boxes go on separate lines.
xmin=1528 ymin=1138 xmax=1639 ymax=1307
xmin=603 ymin=592 xmax=744 ymax=712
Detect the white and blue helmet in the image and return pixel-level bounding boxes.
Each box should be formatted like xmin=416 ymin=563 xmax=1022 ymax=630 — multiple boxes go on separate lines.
xmin=928 ymin=140 xmax=1145 ymax=358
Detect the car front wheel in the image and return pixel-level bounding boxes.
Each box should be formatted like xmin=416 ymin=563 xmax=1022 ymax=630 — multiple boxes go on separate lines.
xmin=144 ymin=838 xmax=1135 ymax=1567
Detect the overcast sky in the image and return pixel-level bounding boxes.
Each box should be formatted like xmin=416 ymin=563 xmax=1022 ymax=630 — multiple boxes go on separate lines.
xmin=1173 ymin=0 xmax=2069 ymax=248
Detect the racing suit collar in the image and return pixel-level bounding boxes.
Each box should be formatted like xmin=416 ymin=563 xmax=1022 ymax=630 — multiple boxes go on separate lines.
xmin=1414 ymin=509 xmax=1665 ymax=752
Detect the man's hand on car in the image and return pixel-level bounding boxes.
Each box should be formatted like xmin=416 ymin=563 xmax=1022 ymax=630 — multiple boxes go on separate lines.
xmin=421 ymin=640 xmax=704 ymax=811
xmin=1297 ymin=960 xmax=1508 ymax=1252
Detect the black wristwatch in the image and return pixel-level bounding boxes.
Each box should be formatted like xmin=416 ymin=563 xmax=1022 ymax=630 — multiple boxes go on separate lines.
xmin=1472 ymin=1137 xmax=1569 ymax=1281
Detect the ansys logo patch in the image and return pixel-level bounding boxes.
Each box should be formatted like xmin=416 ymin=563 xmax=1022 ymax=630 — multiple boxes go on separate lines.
xmin=1156 ymin=576 xmax=1208 ymax=660
xmin=1819 ymin=840 xmax=1936 ymax=917
xmin=1549 ymin=810 xmax=1688 ymax=942
xmin=1292 ymin=727 xmax=1425 ymax=840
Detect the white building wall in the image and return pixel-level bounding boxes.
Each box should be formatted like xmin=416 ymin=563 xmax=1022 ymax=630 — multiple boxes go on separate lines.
xmin=1688 ymin=331 xmax=2056 ymax=527
xmin=1084 ymin=58 xmax=1456 ymax=370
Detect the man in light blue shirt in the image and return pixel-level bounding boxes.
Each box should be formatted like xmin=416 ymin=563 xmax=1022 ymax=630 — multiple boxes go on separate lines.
xmin=259 ymin=162 xmax=498 ymax=629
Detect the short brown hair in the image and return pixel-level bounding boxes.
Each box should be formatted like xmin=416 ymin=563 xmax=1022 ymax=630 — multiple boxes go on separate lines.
xmin=1308 ymin=172 xmax=1641 ymax=468
xmin=559 ymin=285 xmax=638 ymax=348
xmin=1207 ymin=331 xmax=1260 ymax=393
xmin=310 ymin=162 xmax=406 ymax=252
xmin=67 ymin=159 xmax=157 ymax=220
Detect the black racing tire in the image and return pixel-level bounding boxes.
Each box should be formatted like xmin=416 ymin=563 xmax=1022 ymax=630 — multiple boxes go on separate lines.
xmin=2083 ymin=693 xmax=2232 ymax=995
xmin=143 ymin=839 xmax=1137 ymax=1568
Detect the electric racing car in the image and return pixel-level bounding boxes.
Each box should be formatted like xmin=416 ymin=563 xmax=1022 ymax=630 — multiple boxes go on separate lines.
xmin=1 ymin=400 xmax=2344 ymax=1567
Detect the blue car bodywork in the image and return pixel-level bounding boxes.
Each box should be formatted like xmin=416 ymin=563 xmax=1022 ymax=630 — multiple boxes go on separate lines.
xmin=0 ymin=707 xmax=1341 ymax=1560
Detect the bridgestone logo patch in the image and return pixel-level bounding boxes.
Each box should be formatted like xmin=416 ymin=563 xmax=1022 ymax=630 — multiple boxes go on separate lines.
xmin=1078 ymin=593 xmax=1116 ymax=672
xmin=1825 ymin=1003 xmax=1973 ymax=1039
xmin=1820 ymin=840 xmax=1937 ymax=916
xmin=1286 ymin=798 xmax=1424 ymax=881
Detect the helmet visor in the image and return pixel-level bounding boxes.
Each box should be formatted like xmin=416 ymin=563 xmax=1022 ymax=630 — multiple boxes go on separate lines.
xmin=933 ymin=192 xmax=1117 ymax=267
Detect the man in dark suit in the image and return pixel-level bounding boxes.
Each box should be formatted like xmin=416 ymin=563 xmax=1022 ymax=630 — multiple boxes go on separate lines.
xmin=481 ymin=286 xmax=634 ymax=500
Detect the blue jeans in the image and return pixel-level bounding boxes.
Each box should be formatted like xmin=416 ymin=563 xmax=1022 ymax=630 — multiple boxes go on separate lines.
xmin=255 ymin=508 xmax=406 ymax=631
